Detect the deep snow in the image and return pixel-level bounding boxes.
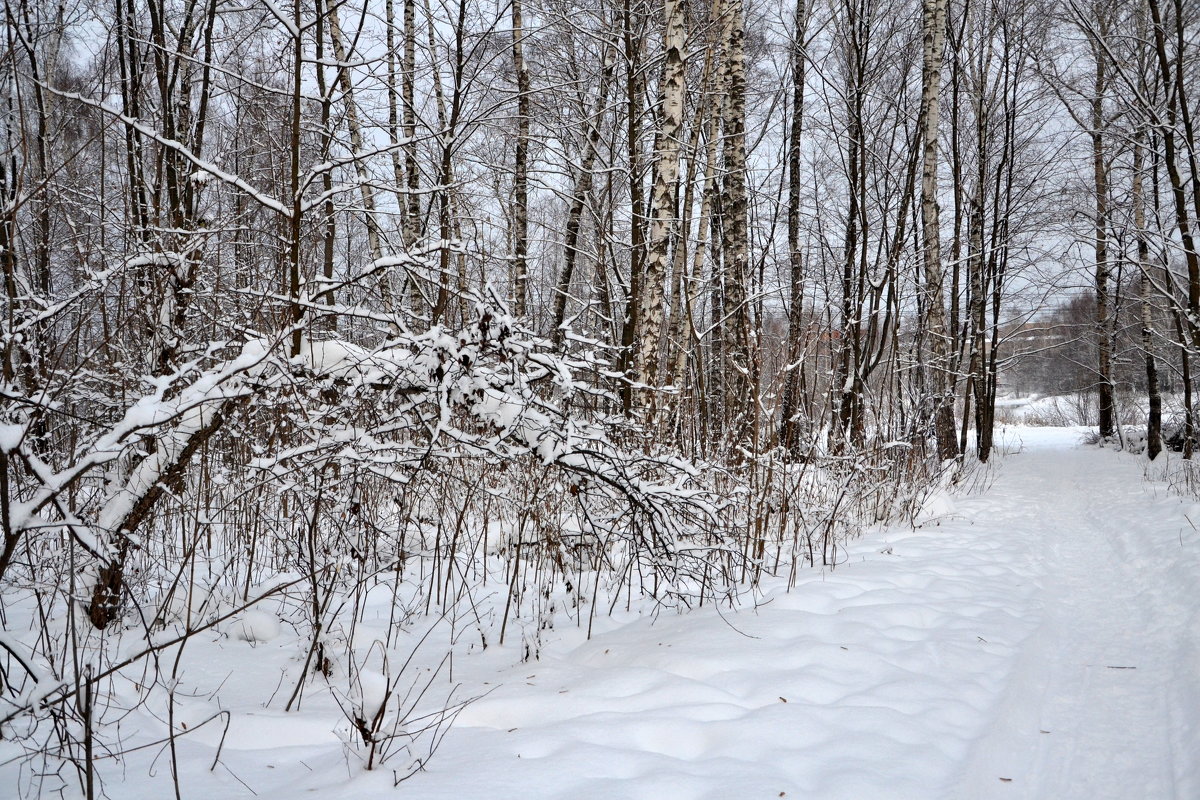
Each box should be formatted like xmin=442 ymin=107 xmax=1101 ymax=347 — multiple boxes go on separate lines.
xmin=8 ymin=426 xmax=1200 ymax=799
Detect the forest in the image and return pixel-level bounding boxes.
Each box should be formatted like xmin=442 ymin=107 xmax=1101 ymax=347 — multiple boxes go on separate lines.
xmin=1 ymin=0 xmax=1198 ymax=796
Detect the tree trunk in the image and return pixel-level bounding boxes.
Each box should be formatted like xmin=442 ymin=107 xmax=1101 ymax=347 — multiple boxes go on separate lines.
xmin=1146 ymin=0 xmax=1200 ymax=351
xmin=552 ymin=54 xmax=615 ymax=342
xmin=636 ymin=0 xmax=687 ymax=397
xmin=780 ymin=0 xmax=809 ymax=454
xmin=1134 ymin=135 xmax=1162 ymax=459
xmin=1090 ymin=35 xmax=1114 ymax=438
xmin=511 ymin=0 xmax=530 ymax=317
xmin=402 ymin=0 xmax=422 ymax=310
xmin=314 ymin=0 xmax=337 ymax=330
xmin=919 ymin=0 xmax=956 ymax=461
xmin=719 ymin=0 xmax=751 ymax=438
xmin=618 ymin=0 xmax=646 ymax=414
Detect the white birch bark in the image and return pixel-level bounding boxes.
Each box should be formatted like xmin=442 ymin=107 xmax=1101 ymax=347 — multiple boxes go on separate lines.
xmin=919 ymin=0 xmax=956 ymax=460
xmin=719 ymin=0 xmax=750 ymax=433
xmin=636 ymin=0 xmax=688 ymax=391
xmin=511 ymin=0 xmax=531 ymax=317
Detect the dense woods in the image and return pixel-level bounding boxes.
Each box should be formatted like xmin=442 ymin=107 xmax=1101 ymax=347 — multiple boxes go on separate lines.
xmin=1 ymin=0 xmax=1198 ymax=794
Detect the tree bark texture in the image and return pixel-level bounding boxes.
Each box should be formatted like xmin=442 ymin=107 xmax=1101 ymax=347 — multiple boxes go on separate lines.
xmin=919 ymin=0 xmax=957 ymax=461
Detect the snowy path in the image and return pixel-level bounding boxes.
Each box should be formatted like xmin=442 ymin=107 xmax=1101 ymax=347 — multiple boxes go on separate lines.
xmin=951 ymin=430 xmax=1200 ymax=798
xmin=395 ymin=428 xmax=1200 ymax=800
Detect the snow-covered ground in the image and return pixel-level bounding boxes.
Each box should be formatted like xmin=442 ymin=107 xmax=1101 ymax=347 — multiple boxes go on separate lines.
xmin=994 ymin=391 xmax=1185 ymax=431
xmin=10 ymin=427 xmax=1200 ymax=798
xmin=410 ymin=426 xmax=1200 ymax=800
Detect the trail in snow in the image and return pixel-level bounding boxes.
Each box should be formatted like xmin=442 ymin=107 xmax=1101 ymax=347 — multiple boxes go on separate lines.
xmin=394 ymin=427 xmax=1200 ymax=800
xmin=952 ymin=429 xmax=1200 ymax=798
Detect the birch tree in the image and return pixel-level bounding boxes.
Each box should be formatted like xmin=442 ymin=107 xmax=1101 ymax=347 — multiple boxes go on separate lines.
xmin=919 ymin=0 xmax=957 ymax=460
xmin=635 ymin=0 xmax=688 ymax=397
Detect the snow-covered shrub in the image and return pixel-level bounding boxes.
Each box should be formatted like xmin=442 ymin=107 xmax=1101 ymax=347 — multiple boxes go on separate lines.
xmin=0 ymin=286 xmax=732 ymax=796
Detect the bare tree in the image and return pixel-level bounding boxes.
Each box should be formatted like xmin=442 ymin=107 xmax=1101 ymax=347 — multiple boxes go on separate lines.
xmin=919 ymin=0 xmax=957 ymax=460
xmin=635 ymin=0 xmax=688 ymax=400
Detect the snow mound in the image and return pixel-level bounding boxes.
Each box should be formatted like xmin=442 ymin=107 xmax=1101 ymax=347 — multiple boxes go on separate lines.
xmin=914 ymin=490 xmax=956 ymax=526
xmin=231 ymin=610 xmax=281 ymax=643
